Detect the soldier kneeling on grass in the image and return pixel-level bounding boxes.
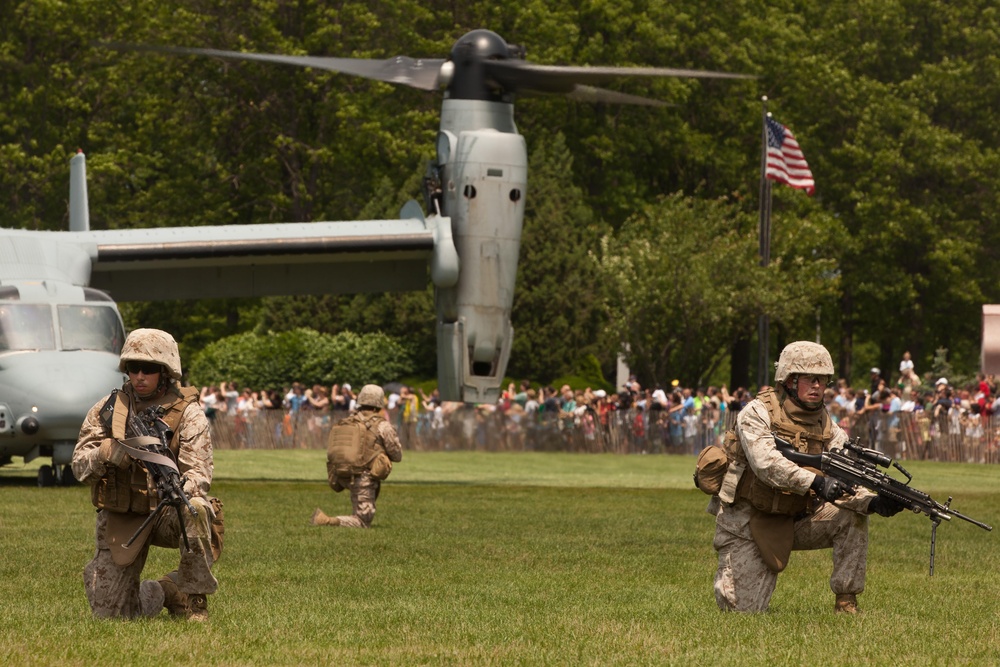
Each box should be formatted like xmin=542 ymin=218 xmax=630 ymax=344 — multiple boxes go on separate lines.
xmin=709 ymin=341 xmax=904 ymax=614
xmin=72 ymin=329 xmax=223 ymax=622
xmin=312 ymin=384 xmax=402 ymax=528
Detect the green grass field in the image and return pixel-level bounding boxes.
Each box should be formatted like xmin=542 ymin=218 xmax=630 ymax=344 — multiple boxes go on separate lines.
xmin=1 ymin=451 xmax=998 ymax=666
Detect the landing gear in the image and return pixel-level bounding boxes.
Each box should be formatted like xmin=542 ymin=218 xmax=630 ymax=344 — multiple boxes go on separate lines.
xmin=61 ymin=464 xmax=78 ymax=486
xmin=37 ymin=464 xmax=77 ymax=487
xmin=37 ymin=464 xmax=57 ymax=487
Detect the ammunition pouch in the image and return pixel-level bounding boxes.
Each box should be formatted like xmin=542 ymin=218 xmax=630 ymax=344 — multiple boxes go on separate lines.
xmin=370 ymin=452 xmax=393 ymax=480
xmin=91 ymin=463 xmax=155 ymax=514
xmin=92 ymin=386 xmax=199 ymax=513
xmin=740 ymin=474 xmax=810 ymax=516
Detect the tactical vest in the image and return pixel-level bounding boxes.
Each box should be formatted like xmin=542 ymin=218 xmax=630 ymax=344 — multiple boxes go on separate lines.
xmin=91 ymin=385 xmax=200 ymax=514
xmin=730 ymin=386 xmax=831 ymax=516
xmin=326 ymin=411 xmax=384 ymax=485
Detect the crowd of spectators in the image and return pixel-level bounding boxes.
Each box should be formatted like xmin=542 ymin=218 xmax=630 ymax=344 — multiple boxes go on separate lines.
xmin=195 ymin=351 xmax=1000 ymax=463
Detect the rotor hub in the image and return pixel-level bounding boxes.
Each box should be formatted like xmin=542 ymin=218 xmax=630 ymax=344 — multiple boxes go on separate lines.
xmin=447 ymin=30 xmax=523 ymax=102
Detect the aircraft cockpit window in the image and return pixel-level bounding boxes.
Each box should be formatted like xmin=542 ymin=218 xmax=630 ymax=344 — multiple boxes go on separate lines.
xmin=58 ymin=306 xmax=125 ymax=353
xmin=82 ymin=288 xmax=114 ymax=303
xmin=0 ymin=305 xmax=55 ymax=351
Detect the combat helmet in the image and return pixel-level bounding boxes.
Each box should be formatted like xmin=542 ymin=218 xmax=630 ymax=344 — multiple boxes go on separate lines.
xmin=118 ymin=328 xmax=182 ymax=380
xmin=774 ymin=341 xmax=834 ymax=383
xmin=356 ymin=384 xmax=385 ymax=409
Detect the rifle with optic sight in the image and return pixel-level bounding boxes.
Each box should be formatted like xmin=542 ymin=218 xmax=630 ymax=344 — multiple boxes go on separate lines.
xmin=774 ymin=434 xmax=991 ymax=575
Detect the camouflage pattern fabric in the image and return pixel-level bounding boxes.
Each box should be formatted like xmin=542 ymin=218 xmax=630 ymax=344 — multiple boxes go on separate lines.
xmin=713 ymin=498 xmax=869 ymax=612
xmin=774 ymin=340 xmax=835 ymax=382
xmin=83 ymin=497 xmax=217 ymax=618
xmin=372 ymin=417 xmax=403 ymax=465
xmin=73 ymin=382 xmax=216 ymax=619
xmin=712 ymin=394 xmax=874 ymax=612
xmin=333 ymin=471 xmax=382 ymax=528
xmin=117 ymin=328 xmax=183 ymax=379
xmin=331 ymin=416 xmax=402 ymax=528
xmin=73 ymin=385 xmax=213 ymax=499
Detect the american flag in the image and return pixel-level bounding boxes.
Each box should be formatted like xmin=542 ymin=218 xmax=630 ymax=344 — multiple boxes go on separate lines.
xmin=765 ymin=117 xmax=814 ymax=195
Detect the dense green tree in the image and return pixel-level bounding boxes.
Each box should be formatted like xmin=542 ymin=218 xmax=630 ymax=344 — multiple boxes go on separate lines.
xmin=597 ymin=192 xmax=842 ymax=388
xmin=509 ymin=131 xmax=610 ymax=382
xmin=2 ymin=0 xmax=998 ymax=389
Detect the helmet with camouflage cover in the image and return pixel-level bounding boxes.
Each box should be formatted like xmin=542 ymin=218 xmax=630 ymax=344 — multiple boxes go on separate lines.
xmin=118 ymin=328 xmax=182 ymax=380
xmin=774 ymin=341 xmax=834 ymax=383
xmin=356 ymin=384 xmax=385 ymax=409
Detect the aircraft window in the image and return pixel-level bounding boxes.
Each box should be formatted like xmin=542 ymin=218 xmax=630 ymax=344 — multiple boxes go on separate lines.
xmin=0 ymin=286 xmax=19 ymax=301
xmin=58 ymin=306 xmax=125 ymax=353
xmin=0 ymin=305 xmax=55 ymax=351
xmin=83 ymin=288 xmax=114 ymax=303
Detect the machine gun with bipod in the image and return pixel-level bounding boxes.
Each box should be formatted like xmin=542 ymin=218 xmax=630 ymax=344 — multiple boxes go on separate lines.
xmin=774 ymin=434 xmax=991 ymax=575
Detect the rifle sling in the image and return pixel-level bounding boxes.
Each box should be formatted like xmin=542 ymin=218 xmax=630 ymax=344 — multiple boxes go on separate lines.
xmin=118 ymin=436 xmax=181 ymax=474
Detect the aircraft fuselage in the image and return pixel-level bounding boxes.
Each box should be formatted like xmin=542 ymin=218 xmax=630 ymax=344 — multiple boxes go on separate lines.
xmin=0 ymin=280 xmax=125 ymax=479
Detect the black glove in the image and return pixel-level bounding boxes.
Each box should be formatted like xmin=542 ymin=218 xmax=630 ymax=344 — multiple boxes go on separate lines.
xmin=810 ymin=475 xmax=849 ymax=502
xmin=868 ymin=494 xmax=906 ymax=517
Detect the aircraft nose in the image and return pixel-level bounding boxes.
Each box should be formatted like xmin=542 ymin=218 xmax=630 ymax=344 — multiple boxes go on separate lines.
xmin=28 ymin=353 xmax=124 ymax=440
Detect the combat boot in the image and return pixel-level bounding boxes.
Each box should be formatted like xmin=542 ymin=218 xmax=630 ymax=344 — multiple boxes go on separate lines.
xmin=834 ymin=594 xmax=859 ymax=614
xmin=158 ymin=576 xmax=189 ymax=617
xmin=311 ymin=507 xmax=340 ymax=526
xmin=187 ymin=594 xmax=209 ymax=622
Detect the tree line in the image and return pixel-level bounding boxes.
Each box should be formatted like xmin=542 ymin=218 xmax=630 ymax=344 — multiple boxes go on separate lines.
xmin=2 ymin=0 xmax=997 ymax=390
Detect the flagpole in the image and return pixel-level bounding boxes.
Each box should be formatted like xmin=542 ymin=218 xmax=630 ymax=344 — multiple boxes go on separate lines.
xmin=757 ymin=97 xmax=772 ymax=390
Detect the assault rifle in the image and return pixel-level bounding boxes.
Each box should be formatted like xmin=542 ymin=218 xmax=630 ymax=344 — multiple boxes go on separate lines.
xmin=98 ymin=391 xmax=197 ymax=552
xmin=774 ymin=434 xmax=991 ymax=575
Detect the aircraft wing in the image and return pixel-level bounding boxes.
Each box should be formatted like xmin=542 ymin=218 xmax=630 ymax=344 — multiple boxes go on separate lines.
xmin=3 ymin=203 xmax=458 ymax=302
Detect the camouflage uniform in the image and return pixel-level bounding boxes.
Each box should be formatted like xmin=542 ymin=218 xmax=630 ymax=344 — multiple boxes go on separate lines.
xmin=314 ymin=384 xmax=402 ymax=529
xmin=329 ymin=419 xmax=402 ymax=528
xmin=712 ymin=341 xmax=875 ymax=612
xmin=72 ymin=329 xmax=217 ymax=619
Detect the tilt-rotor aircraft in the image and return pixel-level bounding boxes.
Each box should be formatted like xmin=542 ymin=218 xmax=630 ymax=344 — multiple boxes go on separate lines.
xmin=1 ymin=30 xmax=751 ymax=485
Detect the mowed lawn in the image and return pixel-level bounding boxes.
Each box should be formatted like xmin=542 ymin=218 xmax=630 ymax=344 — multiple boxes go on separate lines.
xmin=1 ymin=450 xmax=998 ymax=666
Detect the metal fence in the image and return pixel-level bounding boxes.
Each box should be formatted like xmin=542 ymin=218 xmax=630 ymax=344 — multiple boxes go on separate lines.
xmin=209 ymin=406 xmax=1000 ymax=464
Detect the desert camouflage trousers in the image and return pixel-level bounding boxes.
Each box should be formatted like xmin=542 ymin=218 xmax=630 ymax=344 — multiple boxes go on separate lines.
xmin=713 ymin=499 xmax=868 ymax=612
xmin=83 ymin=496 xmax=218 ymax=619
xmin=333 ymin=472 xmax=382 ymax=528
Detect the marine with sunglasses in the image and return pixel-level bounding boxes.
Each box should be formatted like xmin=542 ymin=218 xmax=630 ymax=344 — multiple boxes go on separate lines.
xmin=710 ymin=341 xmax=903 ymax=614
xmin=72 ymin=328 xmax=220 ymax=621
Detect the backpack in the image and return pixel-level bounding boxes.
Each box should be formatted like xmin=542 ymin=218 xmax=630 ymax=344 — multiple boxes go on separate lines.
xmin=326 ymin=414 xmax=380 ymax=485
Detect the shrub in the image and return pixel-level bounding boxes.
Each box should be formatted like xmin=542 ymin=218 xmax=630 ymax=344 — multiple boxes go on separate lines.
xmin=188 ymin=328 xmax=413 ymax=389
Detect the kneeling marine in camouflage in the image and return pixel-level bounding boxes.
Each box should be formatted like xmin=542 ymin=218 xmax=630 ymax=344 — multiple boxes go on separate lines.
xmin=312 ymin=384 xmax=402 ymax=528
xmin=72 ymin=329 xmax=224 ymax=621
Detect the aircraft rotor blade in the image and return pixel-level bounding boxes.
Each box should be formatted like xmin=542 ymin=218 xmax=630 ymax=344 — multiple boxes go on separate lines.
xmin=483 ymin=60 xmax=754 ymax=96
xmin=103 ymin=43 xmax=447 ymax=91
xmin=564 ymin=85 xmax=676 ymax=107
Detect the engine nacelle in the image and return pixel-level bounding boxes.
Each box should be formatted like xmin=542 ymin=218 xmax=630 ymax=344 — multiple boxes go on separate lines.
xmin=434 ymin=112 xmax=526 ymax=403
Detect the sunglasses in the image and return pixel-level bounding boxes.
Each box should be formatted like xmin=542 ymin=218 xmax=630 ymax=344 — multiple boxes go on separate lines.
xmin=797 ymin=374 xmax=834 ymax=388
xmin=125 ymin=361 xmax=163 ymax=375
